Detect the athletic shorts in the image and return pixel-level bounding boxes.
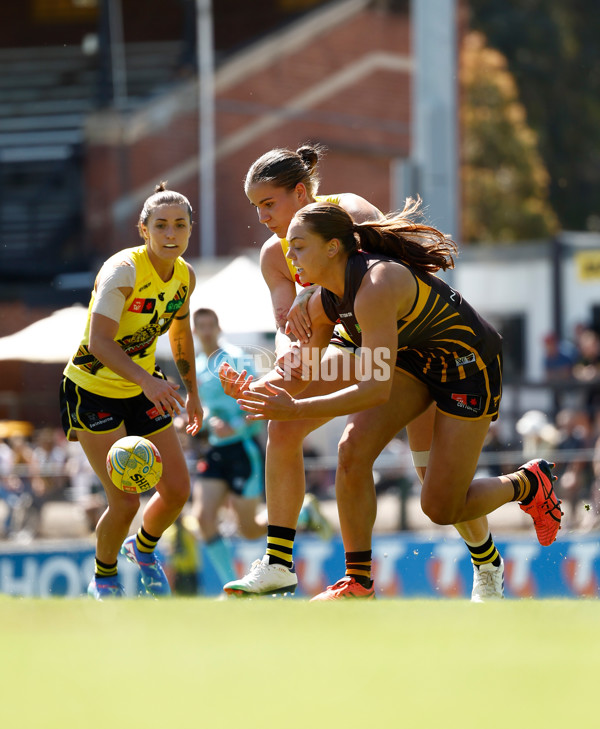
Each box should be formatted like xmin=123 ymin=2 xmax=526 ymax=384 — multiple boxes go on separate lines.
xmin=330 ymin=335 xmax=502 ymax=422
xmin=198 ymin=438 xmax=264 ymax=499
xmin=59 ymin=369 xmax=172 ymax=442
xmin=397 ymin=352 xmax=503 ymax=421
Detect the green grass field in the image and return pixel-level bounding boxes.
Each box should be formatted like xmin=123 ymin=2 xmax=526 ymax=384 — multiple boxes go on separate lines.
xmin=1 ymin=597 xmax=598 ymax=729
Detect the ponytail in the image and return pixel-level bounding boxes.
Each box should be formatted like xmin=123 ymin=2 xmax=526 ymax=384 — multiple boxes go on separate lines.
xmin=296 ymin=197 xmax=457 ymax=274
xmin=356 ymin=201 xmax=457 ymax=273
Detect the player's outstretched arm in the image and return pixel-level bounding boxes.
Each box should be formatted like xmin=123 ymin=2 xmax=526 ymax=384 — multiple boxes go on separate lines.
xmin=220 ymin=289 xmax=334 ymax=400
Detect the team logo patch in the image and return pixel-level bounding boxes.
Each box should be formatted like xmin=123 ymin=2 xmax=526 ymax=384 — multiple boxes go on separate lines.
xmin=451 ymin=393 xmax=482 ymax=413
xmin=128 ymin=298 xmax=156 ymax=313
xmin=166 ymin=299 xmax=184 ymax=313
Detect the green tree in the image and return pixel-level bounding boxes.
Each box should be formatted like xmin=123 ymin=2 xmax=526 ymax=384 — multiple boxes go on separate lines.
xmin=469 ymin=0 xmax=600 ymax=232
xmin=461 ymin=31 xmax=558 ymax=243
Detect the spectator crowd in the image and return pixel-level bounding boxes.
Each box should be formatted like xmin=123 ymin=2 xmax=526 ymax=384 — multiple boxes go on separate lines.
xmin=2 ymin=322 xmax=600 ymax=544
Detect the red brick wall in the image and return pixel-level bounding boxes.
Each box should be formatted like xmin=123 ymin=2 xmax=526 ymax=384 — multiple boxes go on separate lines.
xmin=85 ymin=6 xmax=412 ymax=258
xmin=0 ymin=4 xmax=414 ymax=428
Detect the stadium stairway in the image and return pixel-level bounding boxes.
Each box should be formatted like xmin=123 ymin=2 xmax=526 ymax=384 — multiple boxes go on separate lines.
xmin=0 ymin=41 xmax=183 ymax=285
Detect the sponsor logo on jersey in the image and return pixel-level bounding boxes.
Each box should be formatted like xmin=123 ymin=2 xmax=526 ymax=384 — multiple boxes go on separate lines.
xmin=86 ymin=412 xmax=114 ymax=427
xmin=451 ymin=393 xmax=482 ymax=413
xmin=454 ymin=352 xmax=476 ymax=367
xmin=146 ymin=406 xmax=170 ymax=421
xmin=128 ymin=298 xmax=156 ymax=314
xmin=139 ymin=282 xmax=152 ymax=292
xmin=166 ymin=298 xmax=184 ymax=313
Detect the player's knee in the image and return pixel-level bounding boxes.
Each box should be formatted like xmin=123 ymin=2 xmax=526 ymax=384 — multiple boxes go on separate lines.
xmin=420 ymin=494 xmax=456 ymax=525
xmin=160 ymin=476 xmax=190 ymax=508
xmin=111 ymin=495 xmax=140 ymax=524
xmin=337 ymin=435 xmax=375 ymax=474
xmin=267 ymin=419 xmax=307 ymax=449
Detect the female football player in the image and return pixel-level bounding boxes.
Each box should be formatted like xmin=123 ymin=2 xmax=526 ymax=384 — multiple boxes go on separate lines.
xmin=231 ymin=201 xmax=562 ymax=599
xmin=223 ymin=146 xmax=507 ymax=601
xmin=60 ymin=182 xmax=203 ymax=599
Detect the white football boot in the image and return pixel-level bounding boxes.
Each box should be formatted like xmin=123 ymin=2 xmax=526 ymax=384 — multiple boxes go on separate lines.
xmin=223 ymin=555 xmax=297 ymax=597
xmin=471 ymin=558 xmax=505 ymax=602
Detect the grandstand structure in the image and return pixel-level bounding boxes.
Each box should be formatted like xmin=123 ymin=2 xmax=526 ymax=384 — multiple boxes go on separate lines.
xmin=0 ymin=0 xmax=420 ymax=426
xmin=0 ymin=40 xmax=183 ymax=287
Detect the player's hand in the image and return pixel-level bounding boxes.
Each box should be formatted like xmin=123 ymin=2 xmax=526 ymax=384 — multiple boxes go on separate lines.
xmin=184 ymin=392 xmax=203 ymax=435
xmin=285 ymin=285 xmax=317 ymax=343
xmin=142 ymin=375 xmax=185 ymax=417
xmin=275 ymin=342 xmax=308 ymax=381
xmin=219 ymin=362 xmax=254 ymax=399
xmin=238 ymin=381 xmax=299 ymax=421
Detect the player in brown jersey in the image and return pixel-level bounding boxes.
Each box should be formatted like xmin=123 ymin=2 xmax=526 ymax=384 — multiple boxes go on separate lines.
xmin=223 ymin=146 xmax=508 ymax=601
xmin=230 ymin=200 xmax=562 ymax=600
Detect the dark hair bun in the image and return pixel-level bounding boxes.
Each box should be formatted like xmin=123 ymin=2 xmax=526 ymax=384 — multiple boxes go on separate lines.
xmin=155 ymin=180 xmax=169 ymax=193
xmin=296 ymin=145 xmax=320 ymax=172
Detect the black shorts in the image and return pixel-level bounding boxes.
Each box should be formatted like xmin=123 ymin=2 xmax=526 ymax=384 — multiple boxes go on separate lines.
xmin=331 ymin=333 xmax=502 ymax=421
xmin=397 ymin=352 xmax=503 ymax=421
xmin=198 ymin=438 xmax=264 ymax=498
xmin=59 ymin=370 xmax=172 ymax=442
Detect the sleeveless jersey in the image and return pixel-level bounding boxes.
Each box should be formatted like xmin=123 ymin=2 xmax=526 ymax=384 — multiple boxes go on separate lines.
xmin=280 ymin=193 xmax=342 ymax=282
xmin=320 ymin=252 xmax=502 ymax=383
xmin=63 ymin=245 xmax=190 ymax=398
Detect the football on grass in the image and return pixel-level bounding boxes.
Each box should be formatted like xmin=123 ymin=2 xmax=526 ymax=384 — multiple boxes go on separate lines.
xmin=106 ymin=436 xmax=162 ymax=494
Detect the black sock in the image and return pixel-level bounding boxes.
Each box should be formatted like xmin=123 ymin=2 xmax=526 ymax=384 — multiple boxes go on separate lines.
xmin=136 ymin=526 xmax=160 ymax=554
xmin=266 ymin=525 xmax=295 ymax=568
xmin=95 ymin=558 xmax=118 ymax=578
xmin=345 ymin=550 xmax=373 ymax=587
xmin=465 ymin=533 xmax=502 ymax=569
xmin=508 ymin=469 xmax=536 ymax=504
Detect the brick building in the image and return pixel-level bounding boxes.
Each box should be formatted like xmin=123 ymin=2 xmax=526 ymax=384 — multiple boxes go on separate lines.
xmin=84 ymin=0 xmax=413 ymax=260
xmin=0 ymin=0 xmax=429 ymax=426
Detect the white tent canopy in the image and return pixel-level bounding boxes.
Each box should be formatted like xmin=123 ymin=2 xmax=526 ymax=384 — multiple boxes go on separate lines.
xmin=0 ymin=257 xmax=276 ymax=363
xmin=188 ymin=255 xmax=275 ymax=334
xmin=0 ymin=304 xmax=88 ymax=364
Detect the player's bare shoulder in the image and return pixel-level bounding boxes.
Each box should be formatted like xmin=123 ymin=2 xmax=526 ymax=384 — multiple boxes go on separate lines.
xmin=185 ymin=260 xmax=197 ymax=293
xmin=260 ymin=233 xmax=290 ymax=281
xmin=360 ymin=259 xmax=416 ymax=319
xmin=337 ymin=193 xmax=384 ymax=224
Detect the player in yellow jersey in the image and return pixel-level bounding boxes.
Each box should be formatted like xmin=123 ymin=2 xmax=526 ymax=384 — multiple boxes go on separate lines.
xmin=60 ymin=182 xmax=203 ymax=599
xmin=223 ymin=146 xmax=506 ymax=601
xmin=232 ymin=201 xmax=563 ymax=600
